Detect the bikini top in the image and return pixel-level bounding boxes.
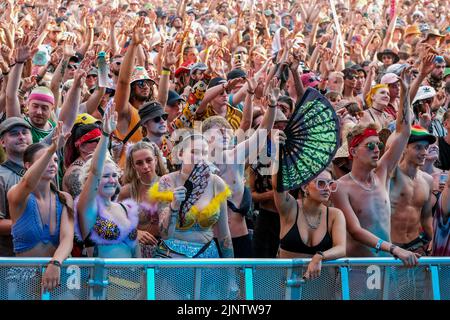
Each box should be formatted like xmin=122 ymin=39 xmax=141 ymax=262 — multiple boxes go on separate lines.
xmin=74 ymin=197 xmax=139 ymax=248
xmin=227 ymin=186 xmax=252 ymax=217
xmin=12 ymin=192 xmax=63 ymax=254
xmin=148 ymin=182 xmax=231 ymax=231
xmin=279 ymin=202 xmax=333 ymax=255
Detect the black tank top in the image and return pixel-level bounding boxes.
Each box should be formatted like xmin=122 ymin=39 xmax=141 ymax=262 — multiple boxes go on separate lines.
xmin=279 ymin=202 xmax=333 ymax=255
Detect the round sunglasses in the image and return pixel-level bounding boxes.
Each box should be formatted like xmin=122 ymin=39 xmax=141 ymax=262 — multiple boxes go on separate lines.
xmin=315 ymin=179 xmax=338 ymax=192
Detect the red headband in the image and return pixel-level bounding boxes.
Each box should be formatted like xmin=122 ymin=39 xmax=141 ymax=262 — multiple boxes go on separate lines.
xmin=75 ymin=128 xmax=102 ymax=147
xmin=348 ymin=128 xmax=378 ymax=159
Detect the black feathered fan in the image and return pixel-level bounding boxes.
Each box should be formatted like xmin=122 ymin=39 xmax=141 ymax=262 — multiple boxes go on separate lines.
xmin=277 ymin=88 xmax=340 ymax=191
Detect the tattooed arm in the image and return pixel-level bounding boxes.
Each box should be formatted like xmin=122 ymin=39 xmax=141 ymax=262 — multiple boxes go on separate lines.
xmin=62 ymin=166 xmax=83 ymax=198
xmin=158 ymin=174 xmax=177 ymax=239
xmin=50 ymin=56 xmax=69 ymax=110
xmin=213 ymin=176 xmax=234 ymax=258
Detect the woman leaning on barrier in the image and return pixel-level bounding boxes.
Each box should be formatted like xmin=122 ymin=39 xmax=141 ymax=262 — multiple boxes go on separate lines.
xmin=118 ymin=141 xmax=168 ymax=258
xmin=272 ymin=130 xmax=346 ymax=280
xmin=75 ymin=104 xmax=140 ymax=258
xmin=8 ymin=122 xmax=74 ymax=292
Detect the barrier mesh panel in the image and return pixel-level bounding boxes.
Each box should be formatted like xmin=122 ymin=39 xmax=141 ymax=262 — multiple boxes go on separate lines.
xmin=50 ymin=266 xmax=91 ymax=300
xmin=438 ymin=266 xmax=450 ymax=300
xmin=0 ymin=266 xmax=41 ymax=300
xmin=154 ymin=267 xmax=244 ymax=300
xmin=253 ymin=266 xmax=341 ymax=300
xmin=348 ymin=266 xmax=433 ymax=300
xmin=106 ymin=267 xmax=146 ymax=300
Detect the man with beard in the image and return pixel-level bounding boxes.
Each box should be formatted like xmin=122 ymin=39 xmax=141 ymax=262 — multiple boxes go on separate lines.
xmin=424 ymin=56 xmax=446 ymax=92
xmin=390 ymin=125 xmax=435 ymax=255
xmin=0 ymin=118 xmax=32 ymax=256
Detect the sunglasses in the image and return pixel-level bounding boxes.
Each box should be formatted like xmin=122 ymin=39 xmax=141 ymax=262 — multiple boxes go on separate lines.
xmin=68 ymin=64 xmax=78 ymax=70
xmin=382 ymin=55 xmax=393 ymax=60
xmin=152 ymin=114 xmax=168 ymax=123
xmin=135 ymin=80 xmax=152 ymax=88
xmin=363 ymin=141 xmax=384 ymax=151
xmin=105 ymin=88 xmax=115 ymax=96
xmin=419 ymin=98 xmax=433 ymax=105
xmin=315 ymin=179 xmax=338 ymax=192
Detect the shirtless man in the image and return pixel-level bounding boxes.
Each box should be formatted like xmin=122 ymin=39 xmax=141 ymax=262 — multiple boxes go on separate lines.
xmin=332 ymin=70 xmax=420 ymax=266
xmin=390 ymin=125 xmax=435 ymax=255
xmin=201 ymin=81 xmax=277 ymax=258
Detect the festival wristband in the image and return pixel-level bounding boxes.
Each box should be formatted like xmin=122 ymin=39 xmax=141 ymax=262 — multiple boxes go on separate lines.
xmin=101 ymin=130 xmax=110 ymax=137
xmin=375 ymin=239 xmax=383 ymax=253
xmin=161 ymin=70 xmax=171 ymax=76
xmin=48 ymin=260 xmax=61 ymax=268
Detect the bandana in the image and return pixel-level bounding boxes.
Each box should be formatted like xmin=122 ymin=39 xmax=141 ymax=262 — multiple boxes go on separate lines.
xmin=348 ymin=128 xmax=378 ymax=159
xmin=75 ymin=128 xmax=102 ymax=147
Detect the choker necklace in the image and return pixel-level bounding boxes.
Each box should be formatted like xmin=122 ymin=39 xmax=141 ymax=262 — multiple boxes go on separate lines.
xmin=371 ymin=107 xmax=385 ymax=114
xmin=349 ymin=172 xmax=376 ymax=191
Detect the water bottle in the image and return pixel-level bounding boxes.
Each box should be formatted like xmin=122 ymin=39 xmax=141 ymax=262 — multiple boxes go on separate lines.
xmin=97 ymin=51 xmax=109 ymax=88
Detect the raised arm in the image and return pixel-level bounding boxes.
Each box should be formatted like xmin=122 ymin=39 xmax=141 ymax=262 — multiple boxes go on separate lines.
xmin=50 ymin=38 xmax=76 ymax=108
xmin=7 ymin=122 xmax=64 ymax=221
xmin=381 ymin=12 xmax=398 ymax=50
xmin=77 ymin=105 xmax=117 ymax=239
xmin=410 ymin=52 xmax=436 ymax=102
xmin=234 ymin=78 xmax=277 ymax=164
xmin=213 ymin=176 xmax=234 ymax=258
xmin=6 ymin=37 xmax=35 ymax=118
xmin=157 ymin=42 xmax=178 ymax=107
xmin=379 ymin=68 xmax=412 ymax=176
xmin=114 ymin=17 xmax=145 ymax=116
xmin=197 ymin=78 xmax=242 ymax=115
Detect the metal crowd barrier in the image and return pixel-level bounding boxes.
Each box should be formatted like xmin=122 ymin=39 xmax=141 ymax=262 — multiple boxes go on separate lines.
xmin=0 ymin=257 xmax=449 ymax=300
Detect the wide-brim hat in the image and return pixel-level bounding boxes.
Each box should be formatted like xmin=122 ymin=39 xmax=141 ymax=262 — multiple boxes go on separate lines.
xmin=138 ymin=101 xmax=167 ymax=124
xmin=130 ymin=66 xmax=154 ymax=84
xmin=377 ymin=49 xmax=400 ymax=63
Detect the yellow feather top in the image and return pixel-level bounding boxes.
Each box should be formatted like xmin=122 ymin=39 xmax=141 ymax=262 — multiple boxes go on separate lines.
xmin=147 ymin=182 xmax=174 ymax=202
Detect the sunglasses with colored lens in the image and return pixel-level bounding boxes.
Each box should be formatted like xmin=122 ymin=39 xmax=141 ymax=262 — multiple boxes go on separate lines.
xmin=364 ymin=141 xmax=384 ymax=151
xmin=315 ymin=179 xmax=338 ymax=192
xmin=135 ymin=80 xmax=151 ymax=88
xmin=152 ymin=114 xmax=168 ymax=123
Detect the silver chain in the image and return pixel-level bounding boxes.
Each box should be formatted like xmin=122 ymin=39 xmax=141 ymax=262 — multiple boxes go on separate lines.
xmin=349 ymin=172 xmax=375 ymax=191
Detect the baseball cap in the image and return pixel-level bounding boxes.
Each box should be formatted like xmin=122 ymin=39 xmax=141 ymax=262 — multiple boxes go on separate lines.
xmin=208 ymin=77 xmax=227 ymax=89
xmin=301 ymin=72 xmax=321 ymax=88
xmin=0 ymin=117 xmax=31 ymax=137
xmin=190 ymin=62 xmax=208 ymax=76
xmin=226 ymin=69 xmax=247 ymax=81
xmin=380 ymin=73 xmax=400 ymax=84
xmin=408 ymin=125 xmax=436 ymax=144
xmin=175 ymin=61 xmax=193 ymax=78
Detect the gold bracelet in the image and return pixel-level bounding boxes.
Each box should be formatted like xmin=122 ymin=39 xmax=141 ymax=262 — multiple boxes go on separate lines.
xmin=161 ymin=70 xmax=171 ymax=76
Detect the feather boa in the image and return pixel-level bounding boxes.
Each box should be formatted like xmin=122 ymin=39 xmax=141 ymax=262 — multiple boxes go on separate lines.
xmin=147 ymin=182 xmax=232 ymax=217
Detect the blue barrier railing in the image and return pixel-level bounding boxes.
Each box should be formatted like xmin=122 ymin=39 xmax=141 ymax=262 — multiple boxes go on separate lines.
xmin=0 ymin=257 xmax=449 ymax=300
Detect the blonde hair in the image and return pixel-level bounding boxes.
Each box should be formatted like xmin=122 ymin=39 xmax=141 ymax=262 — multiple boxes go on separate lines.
xmin=346 ymin=123 xmax=380 ymax=146
xmin=79 ymin=154 xmax=122 ymax=186
xmin=365 ymin=84 xmax=388 ymax=107
xmin=123 ymin=141 xmax=168 ymax=201
xmin=201 ymin=116 xmax=233 ymax=133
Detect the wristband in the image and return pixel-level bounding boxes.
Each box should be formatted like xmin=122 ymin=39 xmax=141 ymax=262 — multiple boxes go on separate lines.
xmin=2 ymin=70 xmax=10 ymax=76
xmin=48 ymin=260 xmax=61 ymax=268
xmin=389 ymin=244 xmax=398 ymax=257
xmin=101 ymin=130 xmax=110 ymax=137
xmin=161 ymin=69 xmax=171 ymax=76
xmin=9 ymin=63 xmax=16 ymax=68
xmin=316 ymin=251 xmax=325 ymax=259
xmin=268 ymin=104 xmax=276 ymax=108
xmin=16 ymin=60 xmax=26 ymax=64
xmin=162 ymin=66 xmax=171 ymax=71
xmin=247 ymin=90 xmax=255 ymax=95
xmin=375 ymin=239 xmax=383 ymax=253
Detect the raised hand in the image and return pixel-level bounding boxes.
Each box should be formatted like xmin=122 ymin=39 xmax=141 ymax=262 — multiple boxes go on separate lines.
xmin=267 ymin=78 xmax=281 ymax=106
xmin=171 ymin=186 xmax=187 ymax=211
xmin=20 ymin=76 xmax=37 ymax=92
xmin=132 ymin=17 xmax=146 ymax=45
xmin=102 ymin=101 xmax=118 ymax=135
xmin=1 ymin=44 xmax=13 ymax=64
xmin=226 ymin=77 xmax=244 ymax=92
xmin=73 ymin=69 xmax=87 ymax=88
xmin=50 ymin=121 xmax=68 ymax=152
xmin=14 ymin=35 xmax=34 ymax=63
xmin=420 ymin=53 xmax=437 ymax=76
xmin=163 ymin=41 xmax=178 ymax=68
xmin=246 ymin=69 xmax=257 ymax=94
xmin=63 ymin=35 xmax=76 ymax=58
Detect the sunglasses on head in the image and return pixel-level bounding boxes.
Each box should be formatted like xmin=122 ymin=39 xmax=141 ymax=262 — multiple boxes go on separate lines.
xmin=152 ymin=114 xmax=168 ymax=123
xmin=135 ymin=80 xmax=151 ymax=88
xmin=363 ymin=141 xmax=384 ymax=151
xmin=315 ymin=178 xmax=338 ymax=192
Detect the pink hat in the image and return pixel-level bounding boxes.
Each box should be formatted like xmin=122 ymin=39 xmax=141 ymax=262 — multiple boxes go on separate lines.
xmin=301 ymin=72 xmax=321 ymax=88
xmin=380 ymin=73 xmax=400 ymax=84
xmin=28 ymin=86 xmax=55 ymax=105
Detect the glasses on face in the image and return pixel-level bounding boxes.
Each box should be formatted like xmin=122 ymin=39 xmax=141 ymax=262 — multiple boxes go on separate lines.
xmin=382 ymin=55 xmax=393 ymax=60
xmin=135 ymin=80 xmax=151 ymax=88
xmin=315 ymin=179 xmax=338 ymax=192
xmin=364 ymin=141 xmax=384 ymax=151
xmin=152 ymin=114 xmax=168 ymax=123
xmin=68 ymin=64 xmax=78 ymax=70
xmin=419 ymin=98 xmax=433 ymax=105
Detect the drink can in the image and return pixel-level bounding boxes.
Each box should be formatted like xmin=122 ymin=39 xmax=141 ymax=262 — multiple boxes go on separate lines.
xmin=440 ymin=172 xmax=448 ymax=185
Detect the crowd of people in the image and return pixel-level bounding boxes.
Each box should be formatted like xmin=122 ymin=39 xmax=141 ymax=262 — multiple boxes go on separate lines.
xmin=0 ymin=0 xmax=449 ymax=294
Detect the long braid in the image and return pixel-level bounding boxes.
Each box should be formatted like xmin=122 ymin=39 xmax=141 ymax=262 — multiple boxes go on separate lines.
xmin=50 ymin=183 xmax=73 ymax=218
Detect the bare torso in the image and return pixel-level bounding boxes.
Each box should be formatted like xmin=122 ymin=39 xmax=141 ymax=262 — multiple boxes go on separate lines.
xmin=390 ymin=167 xmax=433 ymax=244
xmin=337 ymin=172 xmax=391 ymax=257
